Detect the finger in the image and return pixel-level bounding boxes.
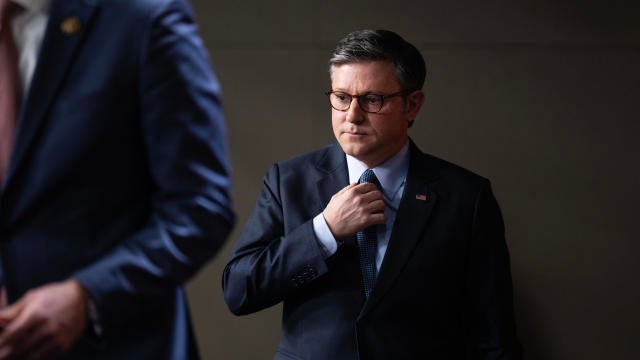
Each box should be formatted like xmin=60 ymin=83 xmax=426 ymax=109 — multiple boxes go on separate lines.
xmin=0 ymin=324 xmax=38 ymax=358
xmin=365 ymin=199 xmax=386 ymax=214
xmin=352 ymin=182 xmax=379 ymax=194
xmin=10 ymin=321 xmax=53 ymax=359
xmin=19 ymin=326 xmax=63 ymax=360
xmin=367 ymin=213 xmax=387 ymax=226
xmin=359 ymin=190 xmax=384 ymax=204
xmin=0 ymin=298 xmax=25 ymax=324
xmin=336 ymin=183 xmax=358 ymax=195
xmin=0 ymin=306 xmax=42 ymax=356
xmin=0 ymin=300 xmax=27 ymax=343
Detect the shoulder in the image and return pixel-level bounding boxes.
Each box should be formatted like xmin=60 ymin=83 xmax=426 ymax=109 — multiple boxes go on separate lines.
xmin=96 ymin=0 xmax=183 ymax=9
xmin=264 ymin=144 xmax=341 ymax=181
xmin=409 ymin=141 xmax=490 ymax=190
xmin=427 ymin=153 xmax=487 ymax=182
xmin=277 ymin=144 xmax=337 ymax=168
xmin=92 ymin=0 xmax=194 ymax=22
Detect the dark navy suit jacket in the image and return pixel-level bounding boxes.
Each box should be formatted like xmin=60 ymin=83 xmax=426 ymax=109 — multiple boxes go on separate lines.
xmin=0 ymin=0 xmax=234 ymax=358
xmin=223 ymin=140 xmax=521 ymax=360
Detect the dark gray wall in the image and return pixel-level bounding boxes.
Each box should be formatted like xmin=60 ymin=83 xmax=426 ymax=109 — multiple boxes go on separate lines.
xmin=184 ymin=1 xmax=640 ymax=359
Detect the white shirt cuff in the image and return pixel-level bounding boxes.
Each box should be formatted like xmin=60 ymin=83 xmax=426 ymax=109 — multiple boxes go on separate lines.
xmin=312 ymin=213 xmax=338 ymax=257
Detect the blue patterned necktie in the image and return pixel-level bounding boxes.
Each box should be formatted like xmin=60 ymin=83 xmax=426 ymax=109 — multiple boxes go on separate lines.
xmin=357 ymin=169 xmax=380 ymax=299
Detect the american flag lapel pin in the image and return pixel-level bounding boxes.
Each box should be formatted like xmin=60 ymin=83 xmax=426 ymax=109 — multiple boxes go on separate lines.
xmin=415 ymin=194 xmax=428 ymax=201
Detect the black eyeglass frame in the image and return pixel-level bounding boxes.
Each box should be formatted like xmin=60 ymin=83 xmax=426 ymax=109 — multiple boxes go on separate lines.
xmin=325 ymin=90 xmax=406 ymax=113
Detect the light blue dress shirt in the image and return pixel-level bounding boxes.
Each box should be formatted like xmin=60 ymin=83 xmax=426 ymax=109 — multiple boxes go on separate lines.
xmin=313 ymin=142 xmax=410 ymax=271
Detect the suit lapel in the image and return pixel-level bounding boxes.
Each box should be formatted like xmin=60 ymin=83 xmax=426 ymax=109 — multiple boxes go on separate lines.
xmin=314 ymin=144 xmax=368 ymax=312
xmin=314 ymin=143 xmax=349 ymax=213
xmin=4 ymin=0 xmax=98 ymax=186
xmin=359 ymin=141 xmax=440 ymax=318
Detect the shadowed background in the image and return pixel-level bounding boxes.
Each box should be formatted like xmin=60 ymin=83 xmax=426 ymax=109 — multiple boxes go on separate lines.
xmin=182 ymin=1 xmax=640 ymax=358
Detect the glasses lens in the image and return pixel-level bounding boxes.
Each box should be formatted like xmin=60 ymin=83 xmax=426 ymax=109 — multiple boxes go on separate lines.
xmin=329 ymin=92 xmax=351 ymax=111
xmin=358 ymin=94 xmax=383 ymax=113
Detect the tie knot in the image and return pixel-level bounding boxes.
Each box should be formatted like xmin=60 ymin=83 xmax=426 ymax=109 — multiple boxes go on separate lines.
xmin=358 ymin=169 xmax=378 ymax=185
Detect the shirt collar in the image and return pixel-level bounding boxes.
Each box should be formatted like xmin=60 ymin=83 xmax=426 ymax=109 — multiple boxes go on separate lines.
xmin=346 ymin=141 xmax=410 ymax=198
xmin=12 ymin=0 xmax=49 ymax=13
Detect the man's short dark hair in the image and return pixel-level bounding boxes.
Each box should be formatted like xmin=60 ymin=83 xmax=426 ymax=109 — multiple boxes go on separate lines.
xmin=329 ymin=29 xmax=426 ymax=93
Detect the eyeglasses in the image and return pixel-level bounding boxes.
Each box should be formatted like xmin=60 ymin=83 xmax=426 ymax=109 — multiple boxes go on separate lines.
xmin=325 ymin=90 xmax=405 ymax=113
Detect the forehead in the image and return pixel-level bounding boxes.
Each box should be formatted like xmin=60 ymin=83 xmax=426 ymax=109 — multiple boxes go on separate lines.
xmin=331 ymin=61 xmax=400 ymax=92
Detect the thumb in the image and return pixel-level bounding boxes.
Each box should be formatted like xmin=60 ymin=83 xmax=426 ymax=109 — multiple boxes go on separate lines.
xmin=0 ymin=296 xmax=26 ymax=326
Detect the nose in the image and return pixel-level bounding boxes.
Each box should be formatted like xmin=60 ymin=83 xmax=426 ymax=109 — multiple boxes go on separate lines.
xmin=345 ymin=97 xmax=365 ymax=124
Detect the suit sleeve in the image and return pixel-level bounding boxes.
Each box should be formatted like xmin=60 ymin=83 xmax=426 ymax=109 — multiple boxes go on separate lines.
xmin=466 ymin=180 xmax=523 ymax=359
xmin=222 ymin=163 xmax=329 ymax=315
xmin=72 ymin=0 xmax=234 ymax=335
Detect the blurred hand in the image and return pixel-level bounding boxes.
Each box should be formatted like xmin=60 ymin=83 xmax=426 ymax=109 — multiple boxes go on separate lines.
xmin=0 ymin=288 xmax=7 ymax=309
xmin=0 ymin=280 xmax=89 ymax=360
xmin=323 ymin=182 xmax=387 ymax=241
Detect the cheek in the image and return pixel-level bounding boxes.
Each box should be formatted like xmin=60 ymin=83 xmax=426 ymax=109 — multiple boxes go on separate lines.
xmin=331 ymin=111 xmax=344 ymax=129
xmin=371 ymin=117 xmax=406 ymax=138
xmin=331 ymin=118 xmax=340 ymax=137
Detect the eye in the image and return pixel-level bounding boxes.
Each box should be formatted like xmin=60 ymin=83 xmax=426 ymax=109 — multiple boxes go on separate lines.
xmin=332 ymin=92 xmax=350 ymax=103
xmin=363 ymin=94 xmax=383 ymax=106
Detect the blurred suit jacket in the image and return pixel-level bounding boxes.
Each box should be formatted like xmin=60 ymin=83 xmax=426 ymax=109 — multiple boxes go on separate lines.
xmin=0 ymin=0 xmax=234 ymax=358
xmin=223 ymin=140 xmax=522 ymax=360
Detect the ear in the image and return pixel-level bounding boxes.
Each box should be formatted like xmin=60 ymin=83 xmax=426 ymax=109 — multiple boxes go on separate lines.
xmin=405 ymin=90 xmax=425 ymax=121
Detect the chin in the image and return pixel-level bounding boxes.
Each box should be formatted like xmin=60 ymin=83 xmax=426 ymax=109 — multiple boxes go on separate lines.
xmin=341 ymin=145 xmax=371 ymax=160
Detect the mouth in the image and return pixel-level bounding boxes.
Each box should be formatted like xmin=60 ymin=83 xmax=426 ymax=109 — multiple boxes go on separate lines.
xmin=343 ymin=128 xmax=367 ymax=136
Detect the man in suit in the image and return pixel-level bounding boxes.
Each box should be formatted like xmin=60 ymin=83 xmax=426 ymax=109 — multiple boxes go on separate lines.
xmin=222 ymin=29 xmax=521 ymax=359
xmin=0 ymin=0 xmax=234 ymax=359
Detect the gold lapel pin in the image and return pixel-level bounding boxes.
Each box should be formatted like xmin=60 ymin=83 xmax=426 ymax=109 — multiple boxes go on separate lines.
xmin=60 ymin=16 xmax=82 ymax=35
